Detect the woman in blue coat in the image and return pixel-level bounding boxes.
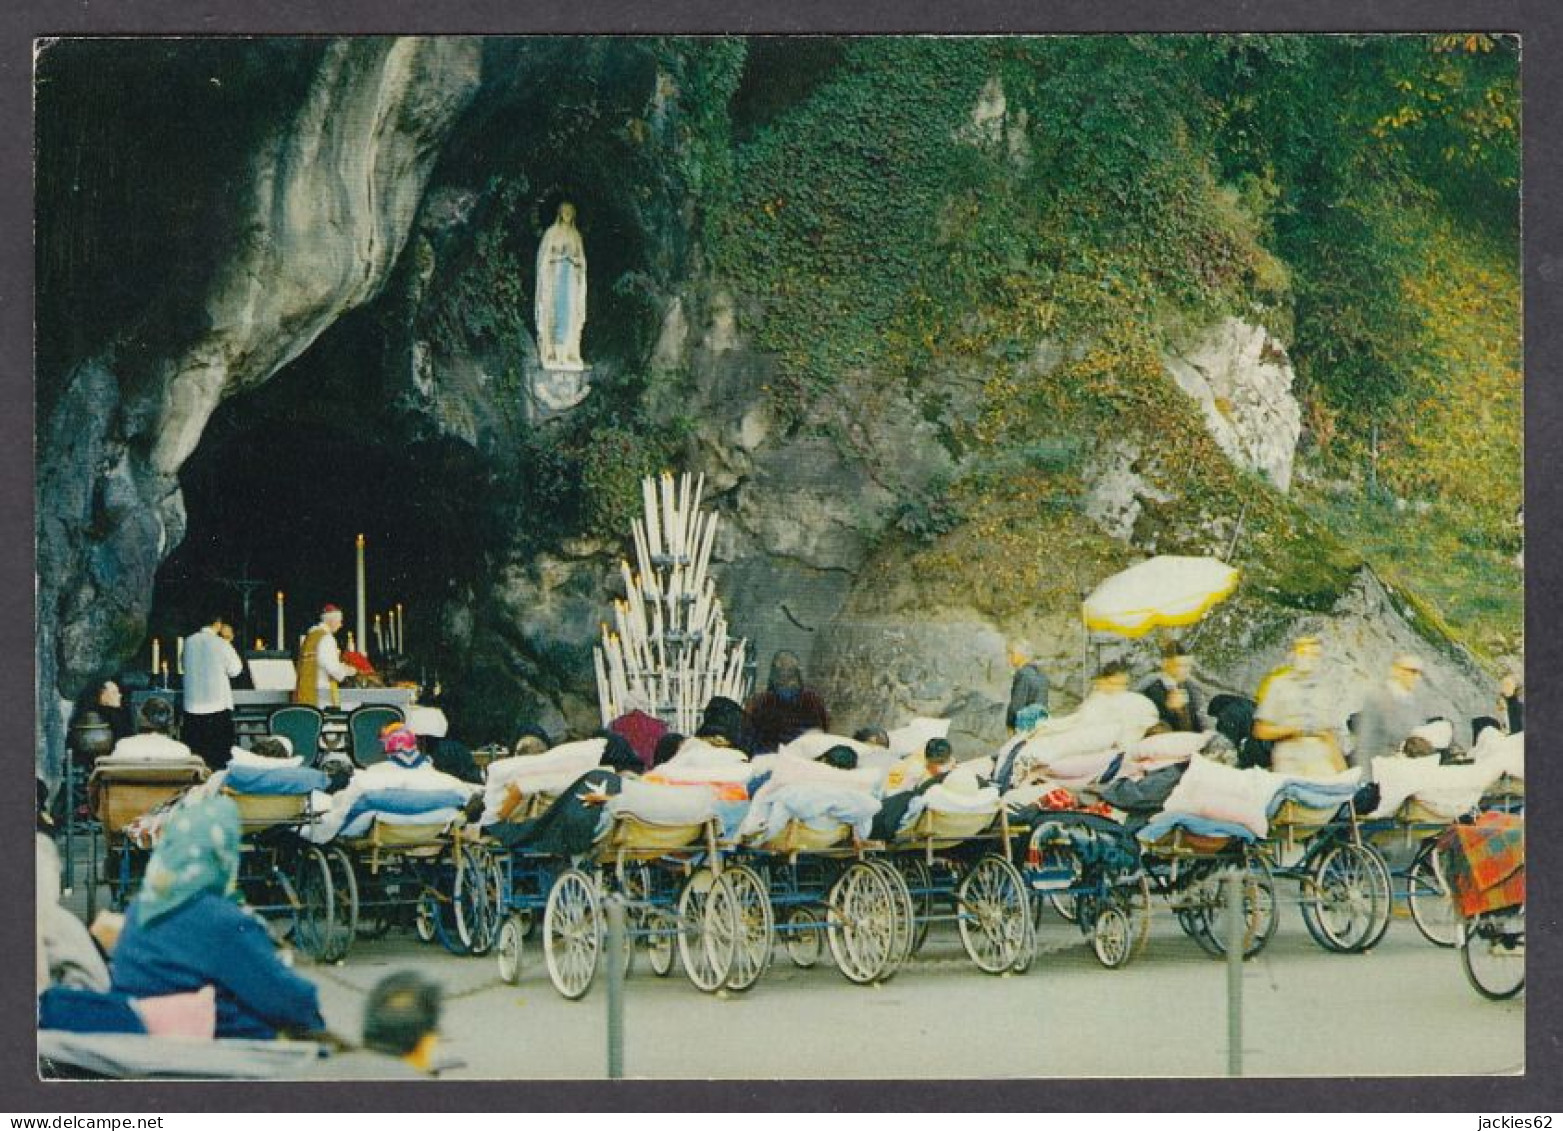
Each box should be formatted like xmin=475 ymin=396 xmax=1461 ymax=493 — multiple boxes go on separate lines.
xmin=110 ymin=795 xmax=325 ymax=1040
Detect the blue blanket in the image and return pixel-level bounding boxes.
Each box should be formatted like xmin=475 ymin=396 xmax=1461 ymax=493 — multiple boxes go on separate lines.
xmin=335 ymin=788 xmax=470 ymax=840
xmin=1266 ymin=778 xmax=1357 ymax=817
xmin=1136 ymin=812 xmax=1257 ymax=845
xmin=225 ymin=764 xmax=329 ymax=796
xmin=338 ymin=806 xmax=462 ymax=841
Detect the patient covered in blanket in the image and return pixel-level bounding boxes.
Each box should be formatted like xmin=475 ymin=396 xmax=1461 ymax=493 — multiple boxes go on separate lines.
xmin=306 ymin=723 xmax=480 ymax=844
xmin=742 ymin=745 xmax=881 ymax=845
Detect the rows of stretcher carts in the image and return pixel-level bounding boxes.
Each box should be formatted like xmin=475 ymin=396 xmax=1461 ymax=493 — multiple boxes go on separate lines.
xmin=80 ymin=727 xmax=1524 ymax=1004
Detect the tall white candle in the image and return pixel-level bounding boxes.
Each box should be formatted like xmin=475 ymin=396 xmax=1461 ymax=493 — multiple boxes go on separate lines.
xmin=276 ymin=591 xmax=286 ymax=652
xmin=396 ymin=603 xmax=405 ymax=653
xmin=151 ymin=637 xmax=160 ymax=674
xmin=176 ymin=635 xmax=184 ymax=676
xmin=374 ymin=614 xmax=384 ymax=657
xmin=355 ymin=534 xmax=367 ymax=658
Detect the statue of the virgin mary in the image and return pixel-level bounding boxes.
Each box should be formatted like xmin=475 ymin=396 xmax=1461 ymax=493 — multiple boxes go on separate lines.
xmin=535 ymin=201 xmax=587 ymax=371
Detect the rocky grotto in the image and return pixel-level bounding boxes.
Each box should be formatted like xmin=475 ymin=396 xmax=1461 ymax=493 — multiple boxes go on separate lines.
xmin=35 ymin=36 xmax=1520 ymax=782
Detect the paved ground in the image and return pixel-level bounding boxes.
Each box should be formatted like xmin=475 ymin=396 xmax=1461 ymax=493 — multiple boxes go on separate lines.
xmin=298 ymin=905 xmax=1523 ymax=1080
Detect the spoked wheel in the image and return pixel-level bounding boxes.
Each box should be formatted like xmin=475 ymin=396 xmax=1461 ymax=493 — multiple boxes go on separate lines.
xmin=292 ymin=845 xmax=337 ymax=961
xmin=956 ymin=854 xmax=1030 ymax=974
xmin=415 ymin=891 xmax=439 ymax=944
xmin=718 ymin=865 xmax=774 ymax=992
xmin=543 ymin=868 xmax=603 ymax=1000
xmin=645 ymin=909 xmax=677 ymax=977
xmin=893 ymin=856 xmax=934 ymax=954
xmin=1300 ymin=842 xmax=1392 ymax=953
xmin=867 ymin=860 xmax=916 ymax=973
xmin=1408 ymin=841 xmax=1460 ymax=948
xmin=319 ymin=846 xmax=359 ymax=962
xmin=676 ymin=867 xmax=736 ymax=993
xmin=1092 ymin=876 xmax=1151 ymax=969
xmin=826 ymin=861 xmax=897 ymax=984
xmin=1034 ymin=842 xmax=1082 ymax=924
xmin=454 ymin=846 xmax=505 ymax=957
xmin=497 ymin=912 xmax=526 ymax=985
xmin=1200 ymin=856 xmax=1279 ymax=960
xmin=1461 ymin=912 xmax=1525 ymax=1001
xmin=783 ymin=906 xmax=823 ymax=968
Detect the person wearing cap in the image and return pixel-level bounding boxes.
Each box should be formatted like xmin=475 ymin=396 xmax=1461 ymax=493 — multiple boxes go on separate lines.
xmin=1139 ymin=640 xmax=1205 ymax=733
xmin=294 ymin=605 xmax=354 ymax=708
xmin=1253 ymin=636 xmax=1345 ymax=776
xmin=1351 ymin=653 xmax=1430 ymax=769
xmin=181 ymin=609 xmax=245 ymax=772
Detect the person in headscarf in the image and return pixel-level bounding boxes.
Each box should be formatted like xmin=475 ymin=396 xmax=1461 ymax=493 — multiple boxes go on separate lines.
xmin=1253 ymin=636 xmax=1346 ymax=776
xmin=108 ymin=795 xmax=325 ymax=1039
xmin=743 ymin=651 xmax=829 ymax=753
xmin=696 ymin=696 xmax=753 ymax=754
xmin=310 ymin=722 xmax=483 ymax=842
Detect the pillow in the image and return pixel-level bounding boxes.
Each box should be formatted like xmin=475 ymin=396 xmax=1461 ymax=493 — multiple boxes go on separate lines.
xmin=1132 ymin=731 xmax=1212 ymax=761
xmin=768 ymin=753 xmax=881 ymax=793
xmin=1160 ymin=754 xmax=1279 ymax=837
xmin=887 ymin=718 xmax=951 ymax=758
xmin=132 ymin=985 xmax=216 ymax=1040
xmin=777 ymin=732 xmax=877 ymax=762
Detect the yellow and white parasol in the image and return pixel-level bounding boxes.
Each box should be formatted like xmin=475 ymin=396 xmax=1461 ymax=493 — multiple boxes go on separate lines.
xmin=1082 ymin=555 xmax=1240 ymax=638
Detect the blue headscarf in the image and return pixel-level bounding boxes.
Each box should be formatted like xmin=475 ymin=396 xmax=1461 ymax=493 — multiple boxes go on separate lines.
xmin=134 ymin=795 xmax=241 ymax=924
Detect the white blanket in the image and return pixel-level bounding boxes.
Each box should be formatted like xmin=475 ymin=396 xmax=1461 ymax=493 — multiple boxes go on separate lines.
xmin=482 ymin=739 xmax=604 ymax=820
xmin=608 ymin=777 xmax=718 ymax=824
xmin=767 ymin=752 xmax=882 ymax=794
xmin=649 ymin=738 xmax=752 ymax=785
xmin=1369 ymin=756 xmax=1504 ymax=819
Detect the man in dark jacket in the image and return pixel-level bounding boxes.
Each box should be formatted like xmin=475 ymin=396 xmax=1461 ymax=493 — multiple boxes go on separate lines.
xmin=1138 ymin=640 xmax=1204 ymax=733
xmin=1005 ymin=643 xmax=1050 ymax=731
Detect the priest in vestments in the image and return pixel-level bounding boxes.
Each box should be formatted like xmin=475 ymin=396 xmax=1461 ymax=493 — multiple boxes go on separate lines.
xmin=294 ymin=605 xmax=354 ymax=708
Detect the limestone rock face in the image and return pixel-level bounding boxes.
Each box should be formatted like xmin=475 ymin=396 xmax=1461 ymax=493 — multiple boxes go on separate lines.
xmin=1162 ymin=318 xmax=1303 ymax=492
xmin=35 ymin=37 xmax=481 ymax=781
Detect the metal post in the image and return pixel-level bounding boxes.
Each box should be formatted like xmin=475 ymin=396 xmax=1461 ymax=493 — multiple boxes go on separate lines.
xmin=605 ymin=895 xmax=626 ymax=1080
xmin=1225 ymin=869 xmax=1244 ymax=1078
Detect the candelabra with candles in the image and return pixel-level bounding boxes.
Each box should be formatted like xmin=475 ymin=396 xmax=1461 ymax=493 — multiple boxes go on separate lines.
xmin=594 ymin=471 xmax=751 ymax=735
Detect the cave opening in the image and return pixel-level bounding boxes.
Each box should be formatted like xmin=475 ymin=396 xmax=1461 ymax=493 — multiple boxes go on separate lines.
xmin=148 ymin=310 xmax=499 ymax=690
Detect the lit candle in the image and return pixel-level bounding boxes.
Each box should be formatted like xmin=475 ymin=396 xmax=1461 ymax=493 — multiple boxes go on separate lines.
xmin=355 ymin=534 xmax=367 ymax=660
xmin=151 ymin=637 xmax=160 ymax=674
xmin=396 ymin=603 xmax=405 ymax=653
xmin=347 ymin=631 xmax=357 ymax=654
xmin=255 ymin=638 xmax=264 ymax=651
xmin=160 ymin=661 xmax=169 ymax=688
xmin=374 ymin=614 xmax=384 ymax=656
xmin=276 ymin=591 xmax=285 ymax=652
xmin=177 ymin=635 xmax=185 ymax=676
